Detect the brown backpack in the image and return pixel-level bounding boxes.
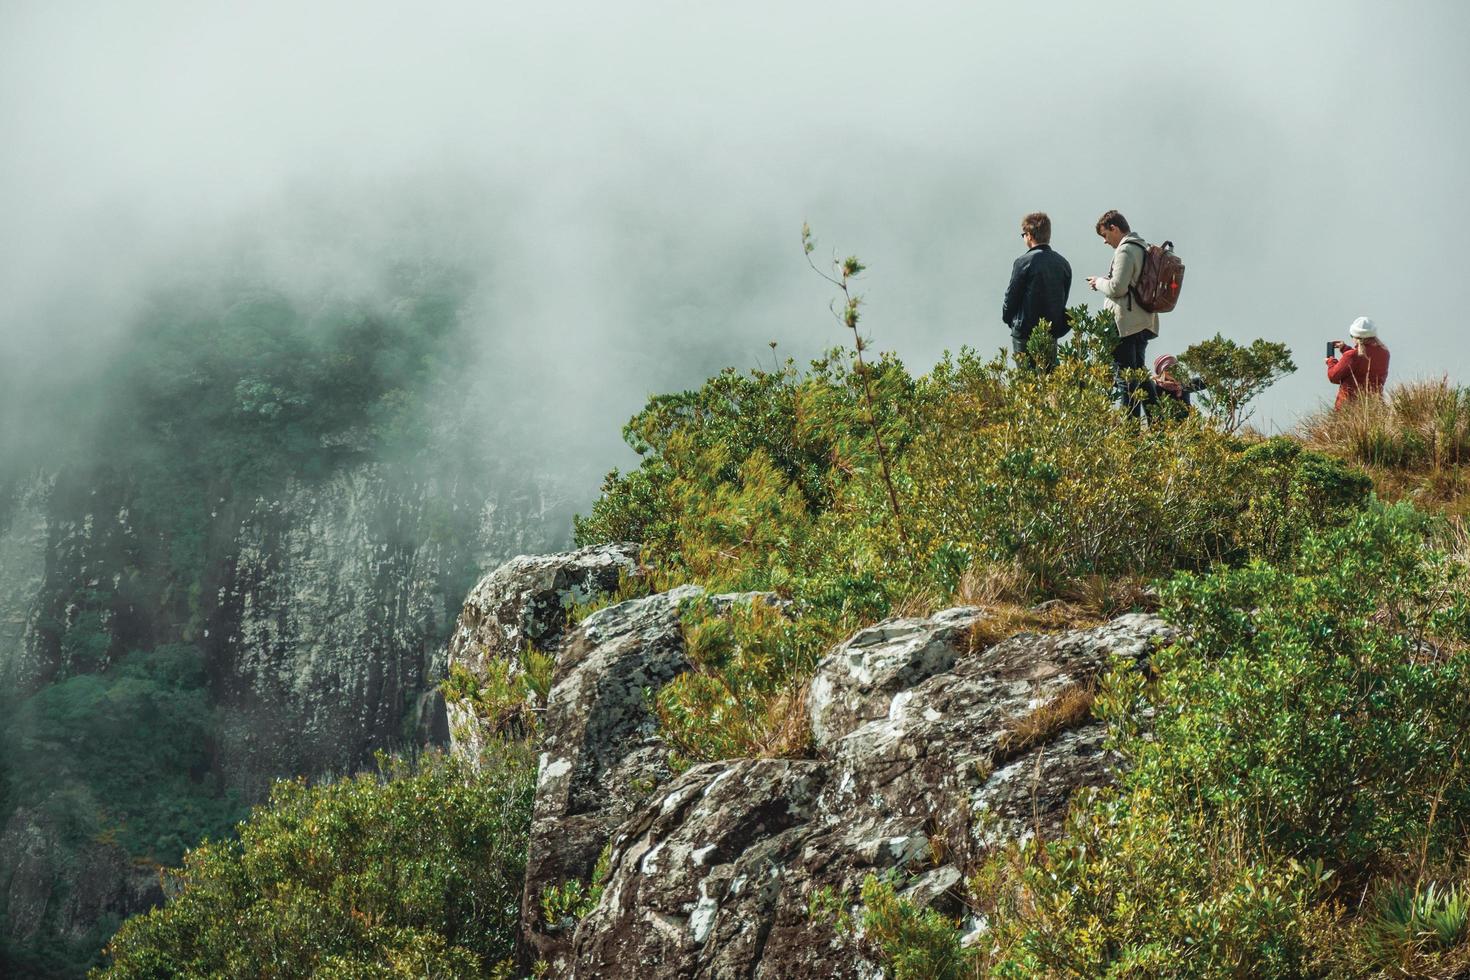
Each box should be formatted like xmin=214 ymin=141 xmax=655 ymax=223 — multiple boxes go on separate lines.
xmin=1125 ymin=239 xmax=1185 ymax=314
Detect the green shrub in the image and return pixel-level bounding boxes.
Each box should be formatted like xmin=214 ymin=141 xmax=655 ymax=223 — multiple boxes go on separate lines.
xmin=655 ymin=597 xmax=827 ymax=764
xmin=580 ymin=346 xmax=1370 ymax=617
xmin=1149 ymin=505 xmax=1470 ymax=868
xmin=95 ymin=747 xmax=534 ymax=979
xmin=1057 ymin=303 xmax=1121 ymax=367
xmin=540 ymin=843 xmax=613 ymax=934
xmin=899 ymin=353 xmax=1360 ymax=590
xmin=572 ymin=354 xmax=902 ymax=554
xmin=572 ymin=351 xmax=915 ymax=603
xmin=971 ymin=795 xmax=1328 ymax=978
xmin=857 ymin=875 xmax=973 ymax=980
xmin=960 ymin=506 xmax=1470 ymax=976
xmin=440 ymin=644 xmax=555 ymax=741
xmin=901 ymin=352 xmax=1230 ymax=591
xmin=1230 ymin=437 xmax=1374 ymax=563
xmin=1176 ymin=333 xmax=1297 ymax=434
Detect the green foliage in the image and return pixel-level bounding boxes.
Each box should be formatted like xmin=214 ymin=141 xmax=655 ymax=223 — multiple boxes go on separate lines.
xmin=967 ymin=506 xmax=1470 ymax=976
xmin=1177 ymin=333 xmax=1297 ymax=433
xmin=971 ymin=797 xmax=1329 ymax=978
xmin=6 ymin=645 xmax=243 ymax=864
xmin=1056 ymin=303 xmax=1120 ymax=367
xmin=1300 ymin=379 xmax=1470 ymax=512
xmin=523 ymin=646 xmax=556 ymax=704
xmin=573 ymin=359 xmax=837 ymax=553
xmin=902 ymin=352 xmax=1359 ymax=591
xmin=655 ymin=597 xmax=825 ymax=763
xmin=440 ymin=636 xmax=560 ymax=742
xmin=857 ymin=875 xmax=973 ymax=980
xmin=540 ymin=843 xmax=613 ymax=933
xmin=806 ymin=884 xmax=854 ymax=933
xmin=1021 ymin=323 xmax=1057 ymax=372
xmin=1230 ymin=437 xmax=1374 ymax=562
xmin=95 ymin=748 xmax=534 ymax=979
xmin=1151 ymin=505 xmax=1470 ymax=867
xmin=575 ymin=350 xmax=915 ymax=608
xmin=578 ymin=347 xmax=1362 ymax=622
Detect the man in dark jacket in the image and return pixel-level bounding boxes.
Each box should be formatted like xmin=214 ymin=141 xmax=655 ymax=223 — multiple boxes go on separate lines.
xmin=1002 ymin=211 xmax=1072 ymax=368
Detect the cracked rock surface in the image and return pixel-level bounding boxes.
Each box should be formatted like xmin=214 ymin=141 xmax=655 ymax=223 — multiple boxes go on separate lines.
xmin=542 ymin=603 xmax=1175 ymax=978
xmin=445 ymin=543 xmax=638 ymax=767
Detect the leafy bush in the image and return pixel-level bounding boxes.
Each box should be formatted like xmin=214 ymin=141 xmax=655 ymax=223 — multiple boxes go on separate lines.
xmin=654 ymin=597 xmax=825 ymax=764
xmin=95 ymin=748 xmax=534 ymax=979
xmin=971 ymin=796 xmax=1328 ymax=978
xmin=1057 ymin=303 xmax=1121 ymax=367
xmin=581 ymin=348 xmax=1367 ymax=608
xmin=540 ymin=843 xmax=613 ymax=934
xmin=856 ymin=875 xmax=973 ymax=980
xmin=1150 ymin=505 xmax=1470 ymax=867
xmin=904 ymin=353 xmax=1223 ymax=591
xmin=573 ymin=352 xmax=915 ymax=600
xmin=1229 ymin=436 xmax=1374 ymax=562
xmin=1176 ymin=333 xmax=1297 ymax=433
xmin=440 ymin=644 xmax=555 ymax=742
xmin=964 ymin=506 xmax=1470 ymax=976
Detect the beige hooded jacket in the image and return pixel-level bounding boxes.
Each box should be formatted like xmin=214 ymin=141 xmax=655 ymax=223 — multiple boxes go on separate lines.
xmin=1095 ymin=232 xmax=1160 ymax=339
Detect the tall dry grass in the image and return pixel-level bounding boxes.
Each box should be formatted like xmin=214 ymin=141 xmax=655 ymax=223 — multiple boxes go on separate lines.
xmin=1301 ymin=378 xmax=1470 ymax=471
xmin=1300 ymin=378 xmax=1470 ymax=509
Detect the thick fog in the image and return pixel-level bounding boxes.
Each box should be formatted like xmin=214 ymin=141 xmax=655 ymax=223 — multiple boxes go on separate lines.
xmin=4 ymin=0 xmax=1467 ymax=488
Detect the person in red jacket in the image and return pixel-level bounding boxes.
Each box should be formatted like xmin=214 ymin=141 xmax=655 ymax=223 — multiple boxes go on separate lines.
xmin=1326 ymin=316 xmax=1389 ymax=410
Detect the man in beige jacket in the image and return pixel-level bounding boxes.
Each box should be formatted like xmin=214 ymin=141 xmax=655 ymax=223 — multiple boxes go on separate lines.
xmin=1086 ymin=210 xmax=1159 ymax=409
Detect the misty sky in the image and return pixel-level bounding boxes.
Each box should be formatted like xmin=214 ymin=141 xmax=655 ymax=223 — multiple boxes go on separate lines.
xmin=4 ymin=0 xmax=1468 ymax=486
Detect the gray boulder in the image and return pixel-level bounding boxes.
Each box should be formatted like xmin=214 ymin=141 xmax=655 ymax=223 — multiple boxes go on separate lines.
xmin=807 ymin=606 xmax=986 ymax=746
xmin=572 ymin=758 xmax=832 ymax=979
xmin=518 ymin=582 xmax=787 ymax=971
xmin=560 ymin=610 xmax=1176 ymax=978
xmin=445 ymin=543 xmax=638 ymax=766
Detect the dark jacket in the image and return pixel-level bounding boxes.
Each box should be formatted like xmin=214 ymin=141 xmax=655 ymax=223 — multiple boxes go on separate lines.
xmin=1002 ymin=244 xmax=1073 ymax=341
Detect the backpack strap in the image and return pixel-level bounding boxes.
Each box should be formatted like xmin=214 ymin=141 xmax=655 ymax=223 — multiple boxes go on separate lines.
xmin=1123 ymin=239 xmax=1147 ymax=309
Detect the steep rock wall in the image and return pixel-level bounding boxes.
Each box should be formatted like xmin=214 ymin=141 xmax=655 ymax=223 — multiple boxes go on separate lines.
xmin=0 ymin=463 xmax=572 ymax=969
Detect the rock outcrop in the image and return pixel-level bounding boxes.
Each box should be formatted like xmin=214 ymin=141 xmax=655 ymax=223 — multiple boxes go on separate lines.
xmin=437 ymin=550 xmax=802 ymax=970
xmin=444 ymin=543 xmax=639 ymax=767
xmin=521 ymin=585 xmax=701 ymax=967
xmin=499 ymin=576 xmax=1176 ymax=979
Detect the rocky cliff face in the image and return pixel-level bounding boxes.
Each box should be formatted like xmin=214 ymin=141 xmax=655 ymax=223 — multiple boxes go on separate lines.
xmin=449 ymin=547 xmax=1176 ymax=978
xmin=0 ymin=473 xmax=53 ymax=693
xmin=0 ymin=463 xmax=573 ymax=969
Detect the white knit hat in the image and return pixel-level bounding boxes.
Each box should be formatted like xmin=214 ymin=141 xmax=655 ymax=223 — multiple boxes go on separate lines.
xmin=1349 ymin=316 xmax=1378 ymax=339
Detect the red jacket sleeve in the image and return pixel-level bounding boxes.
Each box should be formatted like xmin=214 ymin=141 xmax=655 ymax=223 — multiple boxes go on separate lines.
xmin=1327 ymin=348 xmax=1358 ymax=385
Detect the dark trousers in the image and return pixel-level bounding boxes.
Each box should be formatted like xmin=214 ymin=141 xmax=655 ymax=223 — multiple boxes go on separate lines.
xmin=1114 ymin=331 xmax=1152 ymax=415
xmin=1011 ymin=327 xmax=1057 ymax=371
